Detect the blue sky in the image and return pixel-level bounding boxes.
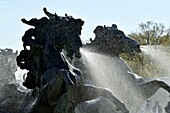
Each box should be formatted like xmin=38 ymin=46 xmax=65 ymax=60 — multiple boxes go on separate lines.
xmin=0 ymin=0 xmax=170 ymax=51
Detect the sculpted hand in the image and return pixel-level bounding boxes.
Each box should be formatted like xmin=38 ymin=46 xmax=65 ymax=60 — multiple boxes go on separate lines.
xmin=21 ymin=18 xmax=27 ymax=23
xmin=43 ymin=7 xmax=47 ymax=12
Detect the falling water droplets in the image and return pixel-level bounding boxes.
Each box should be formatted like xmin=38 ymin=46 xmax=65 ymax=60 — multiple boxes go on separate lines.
xmin=80 ymin=48 xmax=145 ymax=113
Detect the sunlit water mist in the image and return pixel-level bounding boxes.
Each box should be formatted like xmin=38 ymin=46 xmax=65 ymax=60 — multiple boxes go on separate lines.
xmin=15 ymin=68 xmax=26 ymax=84
xmin=80 ymin=48 xmax=145 ymax=113
xmin=140 ymin=45 xmax=170 ymax=112
xmin=142 ymin=45 xmax=170 ymax=77
xmin=15 ymin=67 xmax=28 ymax=90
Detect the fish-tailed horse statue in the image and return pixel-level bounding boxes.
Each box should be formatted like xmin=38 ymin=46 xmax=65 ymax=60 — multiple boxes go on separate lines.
xmin=81 ymin=24 xmax=170 ymax=112
xmin=17 ymin=8 xmax=128 ymax=113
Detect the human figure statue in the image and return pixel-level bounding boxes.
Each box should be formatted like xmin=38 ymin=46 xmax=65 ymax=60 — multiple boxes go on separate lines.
xmin=136 ymin=99 xmax=152 ymax=113
xmin=21 ymin=17 xmax=50 ymax=49
xmin=19 ymin=14 xmax=54 ymax=88
xmin=145 ymin=99 xmax=152 ymax=113
xmin=152 ymin=101 xmax=163 ymax=113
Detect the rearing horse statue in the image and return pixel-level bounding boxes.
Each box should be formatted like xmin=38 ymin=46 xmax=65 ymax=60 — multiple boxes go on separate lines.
xmin=80 ymin=24 xmax=170 ymax=112
xmin=17 ymin=8 xmax=129 ymax=113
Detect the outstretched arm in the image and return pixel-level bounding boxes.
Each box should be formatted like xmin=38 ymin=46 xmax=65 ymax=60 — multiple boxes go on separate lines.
xmin=21 ymin=18 xmax=39 ymax=26
xmin=43 ymin=7 xmax=60 ymax=21
xmin=43 ymin=7 xmax=54 ymax=19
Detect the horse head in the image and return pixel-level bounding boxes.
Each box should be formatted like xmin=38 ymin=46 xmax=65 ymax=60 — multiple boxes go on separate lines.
xmin=51 ymin=14 xmax=84 ymax=59
xmin=84 ymin=24 xmax=141 ymax=56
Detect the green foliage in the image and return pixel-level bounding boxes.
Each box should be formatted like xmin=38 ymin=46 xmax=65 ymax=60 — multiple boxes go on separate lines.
xmin=120 ymin=52 xmax=166 ymax=78
xmin=159 ymin=37 xmax=170 ymax=46
xmin=128 ymin=32 xmax=147 ymax=45
xmin=128 ymin=21 xmax=170 ymax=45
xmin=124 ymin=21 xmax=170 ymax=77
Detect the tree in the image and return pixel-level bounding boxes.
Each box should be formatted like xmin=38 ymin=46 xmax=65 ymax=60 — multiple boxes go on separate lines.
xmin=129 ymin=21 xmax=166 ymax=45
xmin=139 ymin=21 xmax=153 ymax=44
xmin=128 ymin=32 xmax=147 ymax=45
xmin=151 ymin=23 xmax=165 ymax=44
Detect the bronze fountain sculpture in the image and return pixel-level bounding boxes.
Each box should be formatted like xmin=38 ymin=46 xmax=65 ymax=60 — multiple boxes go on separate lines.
xmin=17 ymin=8 xmax=128 ymax=113
xmin=16 ymin=7 xmax=170 ymax=113
xmin=81 ymin=24 xmax=170 ymax=112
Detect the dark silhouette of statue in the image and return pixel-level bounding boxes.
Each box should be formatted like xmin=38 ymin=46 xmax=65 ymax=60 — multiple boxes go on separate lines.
xmin=81 ymin=24 xmax=170 ymax=112
xmin=17 ymin=8 xmax=128 ymax=113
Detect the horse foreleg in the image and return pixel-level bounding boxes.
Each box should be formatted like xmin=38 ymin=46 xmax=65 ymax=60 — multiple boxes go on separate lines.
xmin=139 ymin=79 xmax=170 ymax=99
xmin=65 ymin=85 xmax=128 ymax=112
xmin=157 ymin=80 xmax=170 ymax=93
xmin=42 ymin=69 xmax=75 ymax=106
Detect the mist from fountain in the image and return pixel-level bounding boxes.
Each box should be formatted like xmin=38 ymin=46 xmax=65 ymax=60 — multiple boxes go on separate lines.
xmin=141 ymin=45 xmax=170 ymax=77
xmin=12 ymin=45 xmax=170 ymax=112
xmin=14 ymin=67 xmax=29 ymax=92
xmin=15 ymin=68 xmax=27 ymax=85
xmin=80 ymin=48 xmax=145 ymax=113
xmin=134 ymin=45 xmax=170 ymax=113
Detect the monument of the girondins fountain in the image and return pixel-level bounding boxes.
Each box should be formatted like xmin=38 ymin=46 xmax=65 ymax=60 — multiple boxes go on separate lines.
xmin=0 ymin=7 xmax=170 ymax=113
